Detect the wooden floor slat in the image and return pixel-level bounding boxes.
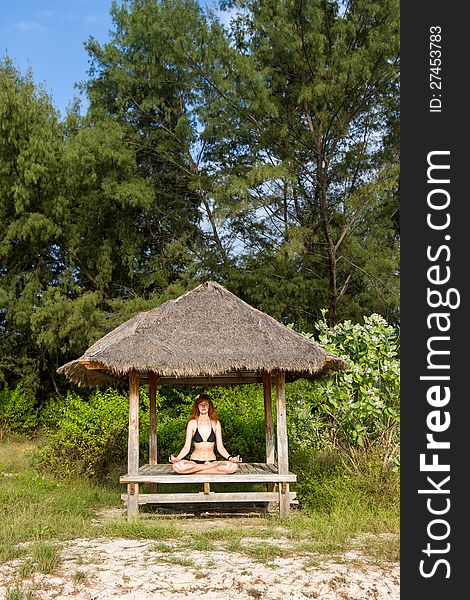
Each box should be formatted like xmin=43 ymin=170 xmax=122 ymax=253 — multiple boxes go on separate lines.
xmin=250 ymin=463 xmax=268 ymax=475
xmin=259 ymin=463 xmax=275 ymax=473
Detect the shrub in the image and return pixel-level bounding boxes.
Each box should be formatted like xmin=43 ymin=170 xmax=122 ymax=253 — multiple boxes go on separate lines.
xmin=156 ymin=410 xmax=191 ymax=462
xmin=211 ymin=386 xmax=266 ymax=461
xmin=294 ymin=312 xmax=400 ymax=472
xmin=36 ymin=388 xmax=149 ymax=478
xmin=0 ymin=384 xmax=38 ymax=434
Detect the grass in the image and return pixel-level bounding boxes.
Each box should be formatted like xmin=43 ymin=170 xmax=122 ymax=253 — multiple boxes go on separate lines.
xmin=0 ymin=435 xmax=399 ymax=568
xmin=30 ymin=541 xmax=60 ymax=574
xmin=241 ymin=543 xmax=286 ymax=563
xmin=159 ymin=556 xmax=195 ymax=567
xmin=153 ymin=542 xmax=174 ymax=553
xmin=0 ymin=435 xmax=119 ymax=547
xmin=71 ymin=570 xmax=88 ymax=583
xmin=4 ymin=586 xmax=36 ymax=600
xmin=188 ymin=537 xmax=214 ymax=551
xmin=0 ymin=437 xmax=37 ymax=473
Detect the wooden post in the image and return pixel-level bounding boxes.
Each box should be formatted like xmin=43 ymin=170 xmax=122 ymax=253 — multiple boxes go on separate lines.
xmin=275 ymin=370 xmax=290 ymax=518
xmin=127 ymin=370 xmax=140 ymax=519
xmin=263 ymin=371 xmax=275 ymax=465
xmin=149 ymin=373 xmax=158 ymax=465
xmin=148 ymin=372 xmax=158 ymax=495
xmin=263 ymin=371 xmax=275 ymax=493
xmin=280 ymin=482 xmax=290 ymax=519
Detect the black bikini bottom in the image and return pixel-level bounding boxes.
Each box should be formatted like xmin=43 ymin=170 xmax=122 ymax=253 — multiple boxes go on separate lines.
xmin=190 ymin=459 xmax=217 ymax=464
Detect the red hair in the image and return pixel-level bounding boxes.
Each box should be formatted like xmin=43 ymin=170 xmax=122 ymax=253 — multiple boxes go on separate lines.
xmin=189 ymin=394 xmax=218 ymax=422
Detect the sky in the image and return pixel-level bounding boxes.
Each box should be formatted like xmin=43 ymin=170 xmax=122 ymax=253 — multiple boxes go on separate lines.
xmin=0 ymin=0 xmax=115 ymax=117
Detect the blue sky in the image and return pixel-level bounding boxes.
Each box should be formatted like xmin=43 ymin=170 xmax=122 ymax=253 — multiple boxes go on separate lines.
xmin=0 ymin=0 xmax=115 ymax=117
xmin=1 ymin=1 xmax=223 ymax=118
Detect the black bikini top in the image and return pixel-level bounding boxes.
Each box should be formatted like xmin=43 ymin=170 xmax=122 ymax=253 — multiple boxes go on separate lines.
xmin=193 ymin=420 xmax=216 ymax=443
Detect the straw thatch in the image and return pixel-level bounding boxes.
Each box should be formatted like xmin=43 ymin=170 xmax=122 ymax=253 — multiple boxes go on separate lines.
xmin=57 ymin=281 xmax=347 ymax=387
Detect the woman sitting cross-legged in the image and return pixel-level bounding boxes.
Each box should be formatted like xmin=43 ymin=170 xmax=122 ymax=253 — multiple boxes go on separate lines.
xmin=169 ymin=393 xmax=242 ymax=474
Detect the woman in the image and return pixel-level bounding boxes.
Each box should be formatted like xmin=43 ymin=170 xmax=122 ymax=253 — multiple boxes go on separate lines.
xmin=170 ymin=394 xmax=241 ymax=474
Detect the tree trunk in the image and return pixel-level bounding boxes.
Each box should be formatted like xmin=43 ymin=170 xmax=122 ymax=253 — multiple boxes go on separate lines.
xmin=317 ymin=172 xmax=338 ymax=325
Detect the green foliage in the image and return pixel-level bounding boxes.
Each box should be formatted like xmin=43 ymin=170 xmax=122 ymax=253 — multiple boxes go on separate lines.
xmin=295 ymin=312 xmax=400 ymax=468
xmin=209 ymin=386 xmax=266 ymax=461
xmin=294 ymin=456 xmax=399 ymax=515
xmin=36 ymin=388 xmax=149 ymax=478
xmin=285 ymin=398 xmax=331 ymax=456
xmin=0 ymin=58 xmax=64 ymax=399
xmin=0 ymin=59 xmax=148 ymax=400
xmin=0 ymin=384 xmax=38 ymax=433
xmin=84 ymin=0 xmax=205 ymax=279
xmin=1 ymin=1 xmax=400 ymax=401
xmin=206 ymin=0 xmax=400 ymax=324
xmin=156 ymin=409 xmax=191 ymax=461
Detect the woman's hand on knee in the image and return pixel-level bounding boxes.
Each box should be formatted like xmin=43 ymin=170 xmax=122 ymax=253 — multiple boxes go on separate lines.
xmin=172 ymin=460 xmax=185 ymax=473
xmin=228 ymin=455 xmax=242 ymax=463
xmin=169 ymin=455 xmax=180 ymax=463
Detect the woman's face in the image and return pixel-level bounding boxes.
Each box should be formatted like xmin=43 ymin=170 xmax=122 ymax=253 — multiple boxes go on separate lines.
xmin=198 ymin=400 xmax=209 ymax=414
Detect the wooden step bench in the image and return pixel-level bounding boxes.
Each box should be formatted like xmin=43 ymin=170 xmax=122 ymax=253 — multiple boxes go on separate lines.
xmin=120 ymin=462 xmax=297 ymax=518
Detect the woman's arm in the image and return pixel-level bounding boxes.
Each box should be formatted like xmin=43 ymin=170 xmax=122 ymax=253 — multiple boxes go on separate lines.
xmin=215 ymin=421 xmax=240 ymax=462
xmin=170 ymin=420 xmax=195 ymax=462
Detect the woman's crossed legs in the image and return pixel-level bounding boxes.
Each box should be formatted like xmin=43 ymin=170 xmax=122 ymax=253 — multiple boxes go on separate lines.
xmin=171 ymin=460 xmax=238 ymax=474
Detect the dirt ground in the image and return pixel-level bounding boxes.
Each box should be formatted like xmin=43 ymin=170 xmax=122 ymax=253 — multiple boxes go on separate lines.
xmin=1 ymin=515 xmax=399 ymax=600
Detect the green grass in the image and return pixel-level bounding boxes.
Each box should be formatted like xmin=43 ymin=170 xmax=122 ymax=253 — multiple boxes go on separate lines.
xmin=4 ymin=586 xmax=36 ymax=600
xmin=188 ymin=537 xmax=214 ymax=551
xmin=0 ymin=437 xmax=37 ymax=473
xmin=0 ymin=436 xmax=119 ymax=547
xmin=0 ymin=544 xmax=27 ymax=562
xmin=0 ymin=436 xmax=399 ymax=567
xmin=99 ymin=520 xmax=180 ymax=540
xmin=30 ymin=541 xmax=60 ymax=574
xmin=241 ymin=543 xmax=286 ymax=562
xmin=153 ymin=542 xmax=174 ymax=553
xmin=0 ymin=470 xmax=118 ymax=546
xmin=159 ymin=555 xmax=195 ymax=567
xmin=71 ymin=570 xmax=88 ymax=583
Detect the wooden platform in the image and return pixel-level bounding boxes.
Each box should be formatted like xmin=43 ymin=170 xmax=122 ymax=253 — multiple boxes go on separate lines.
xmin=120 ymin=463 xmax=297 ymax=518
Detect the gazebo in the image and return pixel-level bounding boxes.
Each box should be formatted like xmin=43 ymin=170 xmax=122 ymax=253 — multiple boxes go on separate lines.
xmin=57 ymin=281 xmax=346 ymax=519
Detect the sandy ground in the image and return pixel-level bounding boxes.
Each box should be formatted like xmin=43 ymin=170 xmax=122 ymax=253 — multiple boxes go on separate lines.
xmin=1 ymin=513 xmax=399 ymax=600
xmin=0 ymin=510 xmax=400 ymax=600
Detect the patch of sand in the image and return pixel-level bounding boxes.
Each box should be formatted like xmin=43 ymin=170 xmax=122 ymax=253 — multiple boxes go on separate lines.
xmin=0 ymin=535 xmax=399 ymax=599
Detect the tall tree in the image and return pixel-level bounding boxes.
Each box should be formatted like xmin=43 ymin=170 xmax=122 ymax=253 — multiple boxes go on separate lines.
xmin=0 ymin=58 xmax=65 ymax=395
xmin=199 ymin=0 xmax=400 ymax=324
xmin=83 ymin=0 xmax=226 ymax=281
xmin=0 ymin=59 xmax=156 ymax=398
xmin=81 ymin=0 xmax=399 ymax=325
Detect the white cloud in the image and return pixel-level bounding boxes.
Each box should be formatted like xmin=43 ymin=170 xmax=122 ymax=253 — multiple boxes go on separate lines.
xmin=14 ymin=21 xmax=48 ymax=34
xmin=35 ymin=9 xmax=99 ymax=26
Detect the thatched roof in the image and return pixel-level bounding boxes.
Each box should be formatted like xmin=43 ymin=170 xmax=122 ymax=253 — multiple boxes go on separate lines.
xmin=57 ymin=281 xmax=347 ymax=387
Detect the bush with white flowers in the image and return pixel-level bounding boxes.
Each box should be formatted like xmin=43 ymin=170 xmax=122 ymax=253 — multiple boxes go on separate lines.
xmin=298 ymin=311 xmax=400 ymax=451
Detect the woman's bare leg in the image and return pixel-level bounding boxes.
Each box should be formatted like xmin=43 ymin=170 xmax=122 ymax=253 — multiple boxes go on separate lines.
xmin=189 ymin=461 xmax=238 ymax=474
xmin=171 ymin=460 xmax=207 ymax=474
xmin=171 ymin=460 xmax=238 ymax=474
xmin=200 ymin=460 xmax=238 ymax=475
